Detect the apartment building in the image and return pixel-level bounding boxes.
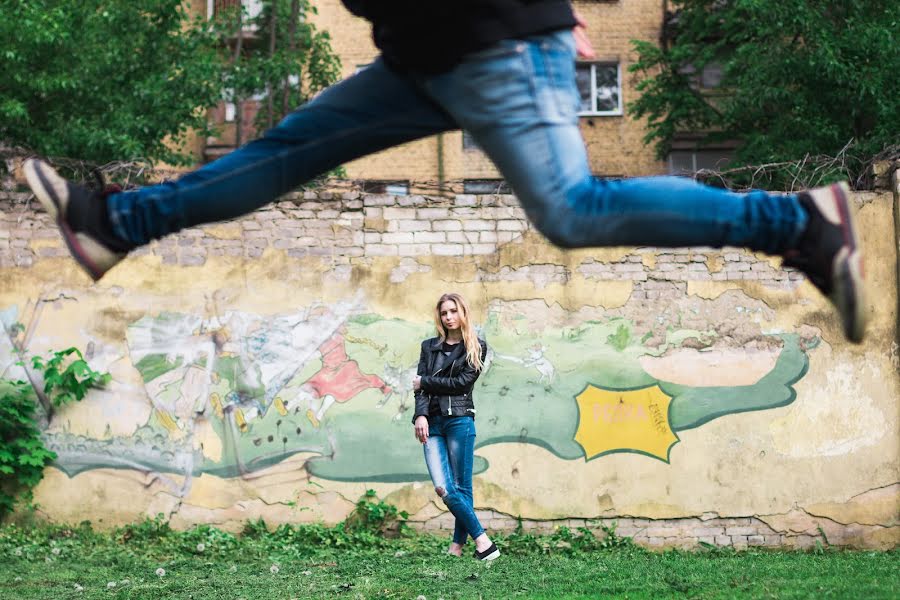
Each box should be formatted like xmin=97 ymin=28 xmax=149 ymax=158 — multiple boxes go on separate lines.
xmin=199 ymin=1 xmax=699 ymax=192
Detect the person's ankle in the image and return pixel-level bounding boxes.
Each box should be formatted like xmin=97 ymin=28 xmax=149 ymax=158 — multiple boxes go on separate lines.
xmin=474 ymin=535 xmax=492 ymax=552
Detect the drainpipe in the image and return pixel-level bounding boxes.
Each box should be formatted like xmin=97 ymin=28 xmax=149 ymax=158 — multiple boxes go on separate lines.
xmin=437 ymin=133 xmax=446 ymax=196
xmin=893 ymin=167 xmax=900 ymax=360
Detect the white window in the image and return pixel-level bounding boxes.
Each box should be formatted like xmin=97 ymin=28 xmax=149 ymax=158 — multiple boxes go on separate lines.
xmin=668 ymin=150 xmax=733 ymax=174
xmin=463 ymin=179 xmax=510 ymax=194
xmin=363 ymin=181 xmax=409 ymax=196
xmin=576 ymin=63 xmax=622 ymax=116
xmin=209 ymin=0 xmax=263 ymax=20
xmin=462 ymin=130 xmax=480 ymax=151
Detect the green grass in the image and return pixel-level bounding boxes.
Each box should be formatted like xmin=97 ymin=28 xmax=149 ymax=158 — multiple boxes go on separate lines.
xmin=0 ymin=522 xmax=896 ymax=599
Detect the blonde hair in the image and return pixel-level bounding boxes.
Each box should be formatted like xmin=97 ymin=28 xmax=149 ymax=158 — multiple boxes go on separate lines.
xmin=433 ymin=292 xmax=483 ymax=371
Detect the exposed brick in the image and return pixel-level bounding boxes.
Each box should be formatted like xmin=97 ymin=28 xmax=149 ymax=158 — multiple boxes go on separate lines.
xmin=461 ymin=219 xmax=494 ymax=231
xmin=397 ymin=219 xmax=432 ymax=232
xmin=365 ymin=245 xmax=399 ymax=256
xmin=417 ymin=208 xmax=451 ymax=219
xmin=497 ymin=220 xmax=527 ymax=231
xmin=381 ymin=232 xmax=415 ymax=245
xmin=397 ymin=244 xmax=431 ymax=256
xmin=432 ymin=244 xmax=465 ymax=256
xmin=433 ymin=220 xmax=462 ymax=232
xmin=414 ymin=231 xmax=446 ymax=243
xmin=382 ymin=207 xmax=417 ymax=220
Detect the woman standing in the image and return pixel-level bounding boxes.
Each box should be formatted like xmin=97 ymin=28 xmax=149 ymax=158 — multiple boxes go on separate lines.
xmin=412 ymin=292 xmax=499 ymax=561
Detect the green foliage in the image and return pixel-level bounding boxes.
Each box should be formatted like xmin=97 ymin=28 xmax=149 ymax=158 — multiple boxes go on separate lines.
xmin=629 ymin=0 xmax=900 ymax=188
xmin=344 ymin=489 xmax=409 ymax=538
xmin=0 ymin=381 xmax=55 ymax=516
xmin=1 ymin=517 xmax=897 ymax=599
xmin=216 ymin=0 xmax=341 ymax=133
xmin=500 ymin=519 xmax=633 ymax=556
xmin=1 ymin=0 xmax=342 ymax=179
xmin=0 ymin=347 xmax=109 ymax=518
xmin=0 ymin=0 xmax=224 ymax=165
xmin=31 ymin=347 xmax=111 ymax=407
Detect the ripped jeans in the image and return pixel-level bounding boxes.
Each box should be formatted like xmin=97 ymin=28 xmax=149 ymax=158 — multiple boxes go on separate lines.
xmin=423 ymin=415 xmax=482 ymax=545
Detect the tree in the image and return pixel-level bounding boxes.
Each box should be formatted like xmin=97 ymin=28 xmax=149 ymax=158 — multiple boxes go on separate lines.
xmin=0 ymin=0 xmax=224 ymax=166
xmin=628 ymin=0 xmax=900 ymax=188
xmin=220 ymin=0 xmax=341 ymax=138
xmin=1 ymin=1 xmax=341 ymax=170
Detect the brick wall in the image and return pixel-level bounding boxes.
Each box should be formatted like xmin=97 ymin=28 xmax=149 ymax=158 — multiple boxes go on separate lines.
xmin=1 ymin=188 xmax=896 ymax=550
xmin=0 ymin=190 xmax=804 ymax=288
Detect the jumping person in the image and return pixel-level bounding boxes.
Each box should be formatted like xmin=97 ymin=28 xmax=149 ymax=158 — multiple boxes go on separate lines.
xmin=413 ymin=292 xmax=498 ymax=561
xmin=23 ymin=1 xmax=866 ymax=343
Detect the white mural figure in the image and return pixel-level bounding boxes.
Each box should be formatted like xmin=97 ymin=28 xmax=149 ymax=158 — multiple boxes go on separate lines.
xmin=380 ymin=360 xmax=419 ymax=421
xmin=495 ymin=343 xmax=555 ymax=384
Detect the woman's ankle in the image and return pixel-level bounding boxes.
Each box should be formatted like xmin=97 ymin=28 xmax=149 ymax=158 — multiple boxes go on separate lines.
xmin=448 ymin=542 xmax=463 ymax=556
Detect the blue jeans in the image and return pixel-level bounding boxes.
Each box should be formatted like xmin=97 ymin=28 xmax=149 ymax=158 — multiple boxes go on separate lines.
xmin=108 ymin=29 xmax=806 ymax=254
xmin=423 ymin=415 xmax=481 ymax=545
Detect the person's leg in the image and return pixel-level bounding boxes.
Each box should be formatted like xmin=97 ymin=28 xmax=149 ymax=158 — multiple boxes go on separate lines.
xmin=423 ymin=31 xmax=804 ymax=253
xmin=110 ymin=60 xmax=455 ymax=245
xmin=445 ymin=417 xmax=477 ymax=549
xmin=421 ymin=29 xmax=865 ymax=342
xmin=422 ymin=417 xmax=489 ymax=550
xmin=24 ymin=59 xmax=456 ymax=279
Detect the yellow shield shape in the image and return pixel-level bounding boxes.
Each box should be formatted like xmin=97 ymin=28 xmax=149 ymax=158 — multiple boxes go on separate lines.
xmin=574 ymin=384 xmax=679 ymax=462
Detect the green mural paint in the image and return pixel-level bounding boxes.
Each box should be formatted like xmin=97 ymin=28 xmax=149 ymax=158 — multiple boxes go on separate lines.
xmin=37 ymin=302 xmax=816 ymax=482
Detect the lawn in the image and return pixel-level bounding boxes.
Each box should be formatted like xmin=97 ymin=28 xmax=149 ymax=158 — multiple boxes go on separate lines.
xmin=0 ymin=520 xmax=896 ymax=599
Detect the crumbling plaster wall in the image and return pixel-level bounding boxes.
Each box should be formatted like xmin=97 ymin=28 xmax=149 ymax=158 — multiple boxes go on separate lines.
xmin=0 ymin=187 xmax=896 ymax=550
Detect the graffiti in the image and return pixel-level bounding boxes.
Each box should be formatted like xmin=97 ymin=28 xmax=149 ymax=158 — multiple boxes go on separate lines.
xmin=574 ymin=384 xmax=679 ymax=462
xmin=15 ymin=292 xmax=824 ymax=488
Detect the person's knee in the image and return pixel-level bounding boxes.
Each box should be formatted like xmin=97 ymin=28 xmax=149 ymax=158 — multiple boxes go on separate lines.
xmin=439 ymin=489 xmax=462 ymax=507
xmin=534 ymin=217 xmax=580 ymax=248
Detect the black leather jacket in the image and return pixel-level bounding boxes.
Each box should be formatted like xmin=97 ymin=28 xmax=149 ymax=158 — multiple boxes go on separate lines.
xmin=412 ymin=337 xmax=488 ymax=422
xmin=341 ymin=1 xmax=575 ymax=73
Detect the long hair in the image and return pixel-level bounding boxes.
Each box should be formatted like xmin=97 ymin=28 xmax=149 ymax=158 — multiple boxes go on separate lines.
xmin=433 ymin=292 xmax=483 ymax=371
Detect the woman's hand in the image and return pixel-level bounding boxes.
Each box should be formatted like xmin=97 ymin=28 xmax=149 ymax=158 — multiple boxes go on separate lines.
xmin=412 ymin=375 xmax=421 ymax=391
xmin=414 ymin=415 xmax=429 ymax=444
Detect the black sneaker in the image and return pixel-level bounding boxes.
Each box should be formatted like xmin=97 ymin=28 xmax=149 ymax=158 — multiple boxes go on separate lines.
xmin=24 ymin=159 xmax=131 ymax=281
xmin=782 ymin=181 xmax=866 ymax=343
xmin=473 ymin=542 xmax=500 ymax=561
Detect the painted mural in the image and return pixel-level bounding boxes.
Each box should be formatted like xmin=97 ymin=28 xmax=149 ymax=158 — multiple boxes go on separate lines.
xmin=1 ymin=290 xmax=819 ymax=485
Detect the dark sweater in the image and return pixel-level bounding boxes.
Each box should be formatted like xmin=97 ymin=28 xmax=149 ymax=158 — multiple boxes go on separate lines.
xmin=341 ymin=1 xmax=576 ymax=73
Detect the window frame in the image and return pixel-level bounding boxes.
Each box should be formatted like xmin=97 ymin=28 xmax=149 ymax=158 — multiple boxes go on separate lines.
xmin=576 ymin=62 xmax=623 ymax=117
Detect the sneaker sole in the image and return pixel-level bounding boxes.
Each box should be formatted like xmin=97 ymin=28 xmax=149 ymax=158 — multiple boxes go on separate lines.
xmin=23 ymin=159 xmax=110 ymax=281
xmin=826 ymin=183 xmax=867 ymax=344
xmin=477 ymin=549 xmax=501 ymax=561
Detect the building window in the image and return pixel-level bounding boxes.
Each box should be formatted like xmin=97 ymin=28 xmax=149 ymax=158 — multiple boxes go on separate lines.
xmin=463 ymin=179 xmax=510 ymax=194
xmin=362 ymin=180 xmax=409 ymax=195
xmin=668 ymin=150 xmax=733 ymax=174
xmin=576 ymin=63 xmax=622 ymax=116
xmin=679 ymin=62 xmax=725 ymax=90
xmin=210 ymin=0 xmax=263 ymax=19
xmin=462 ymin=130 xmax=480 ymax=151
xmin=224 ymin=102 xmax=236 ymax=122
